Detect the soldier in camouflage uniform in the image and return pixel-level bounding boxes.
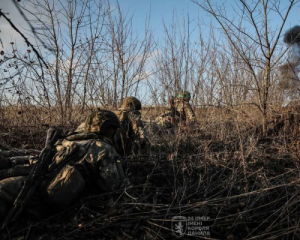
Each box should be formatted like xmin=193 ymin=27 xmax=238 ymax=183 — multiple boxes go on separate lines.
xmin=155 ymin=91 xmax=196 ymax=128
xmin=0 ymin=109 xmax=125 ymax=221
xmin=174 ymin=91 xmax=196 ymax=124
xmin=114 ymin=97 xmax=150 ymax=156
xmin=73 ymin=97 xmax=150 ymax=156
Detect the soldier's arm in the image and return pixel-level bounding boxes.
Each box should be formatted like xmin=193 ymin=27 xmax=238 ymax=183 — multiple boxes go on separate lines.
xmin=154 ymin=110 xmax=173 ymax=122
xmin=130 ymin=113 xmax=150 ymax=145
xmin=185 ymin=103 xmax=196 ymax=123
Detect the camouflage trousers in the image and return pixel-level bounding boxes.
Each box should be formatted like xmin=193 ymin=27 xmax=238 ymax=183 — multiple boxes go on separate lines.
xmin=0 ymin=164 xmax=85 ymax=222
xmin=0 ymin=176 xmax=26 ymax=221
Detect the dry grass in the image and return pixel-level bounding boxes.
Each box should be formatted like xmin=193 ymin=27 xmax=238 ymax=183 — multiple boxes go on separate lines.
xmin=1 ymin=105 xmax=300 ymax=239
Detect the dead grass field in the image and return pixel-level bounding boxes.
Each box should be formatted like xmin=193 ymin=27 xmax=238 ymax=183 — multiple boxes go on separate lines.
xmin=1 ymin=105 xmax=300 ymax=239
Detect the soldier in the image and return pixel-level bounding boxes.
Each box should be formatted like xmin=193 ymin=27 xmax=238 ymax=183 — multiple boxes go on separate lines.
xmin=73 ymin=97 xmax=150 ymax=156
xmin=0 ymin=109 xmax=125 ymax=222
xmin=155 ymin=91 xmax=196 ymax=128
xmin=174 ymin=91 xmax=196 ymax=124
xmin=114 ymin=97 xmax=150 ymax=156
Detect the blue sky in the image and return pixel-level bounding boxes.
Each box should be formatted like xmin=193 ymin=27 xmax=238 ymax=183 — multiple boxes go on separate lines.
xmin=116 ymin=0 xmax=300 ymax=46
xmin=1 ymin=0 xmax=300 ymax=54
xmin=118 ymin=0 xmax=202 ymax=38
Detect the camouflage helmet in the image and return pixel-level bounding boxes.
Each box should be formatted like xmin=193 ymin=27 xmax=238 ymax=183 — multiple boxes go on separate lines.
xmin=121 ymin=97 xmax=142 ymax=111
xmin=84 ymin=109 xmax=120 ymax=134
xmin=176 ymin=91 xmax=191 ymax=101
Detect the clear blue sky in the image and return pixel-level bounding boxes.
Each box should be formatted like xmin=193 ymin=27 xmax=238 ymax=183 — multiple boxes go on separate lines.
xmin=117 ymin=0 xmax=203 ymax=39
xmin=1 ymin=0 xmax=300 ymax=52
xmin=115 ymin=0 xmax=300 ymax=45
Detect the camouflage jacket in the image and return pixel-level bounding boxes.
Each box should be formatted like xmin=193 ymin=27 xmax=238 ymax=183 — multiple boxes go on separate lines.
xmin=0 ymin=133 xmax=124 ymax=212
xmin=74 ymin=122 xmax=86 ymax=133
xmin=114 ymin=110 xmax=150 ymax=156
xmin=174 ymin=99 xmax=196 ymax=123
xmin=155 ymin=100 xmax=196 ymax=127
xmin=74 ymin=110 xmax=150 ymax=156
xmin=155 ymin=111 xmax=179 ymax=128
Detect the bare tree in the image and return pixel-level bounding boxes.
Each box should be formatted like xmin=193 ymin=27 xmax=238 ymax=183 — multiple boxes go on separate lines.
xmin=192 ymin=0 xmax=300 ymax=134
xmin=16 ymin=0 xmax=109 ymax=124
xmin=105 ymin=1 xmax=154 ymax=108
xmin=153 ymin=11 xmax=197 ymax=104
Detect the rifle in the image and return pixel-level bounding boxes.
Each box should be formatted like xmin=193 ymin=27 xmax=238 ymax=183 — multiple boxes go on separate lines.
xmin=2 ymin=127 xmax=63 ymax=229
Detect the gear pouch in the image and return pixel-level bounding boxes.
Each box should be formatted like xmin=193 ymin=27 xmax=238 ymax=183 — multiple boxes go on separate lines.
xmin=46 ymin=165 xmax=85 ymax=207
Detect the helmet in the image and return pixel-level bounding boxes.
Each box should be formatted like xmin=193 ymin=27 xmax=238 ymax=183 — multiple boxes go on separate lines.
xmin=84 ymin=109 xmax=120 ymax=134
xmin=176 ymin=91 xmax=191 ymax=101
xmin=120 ymin=97 xmax=141 ymax=111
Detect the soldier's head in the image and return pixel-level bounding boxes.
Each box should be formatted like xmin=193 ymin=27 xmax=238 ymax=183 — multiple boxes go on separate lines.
xmin=120 ymin=97 xmax=142 ymax=111
xmin=176 ymin=91 xmax=191 ymax=102
xmin=84 ymin=109 xmax=120 ymax=139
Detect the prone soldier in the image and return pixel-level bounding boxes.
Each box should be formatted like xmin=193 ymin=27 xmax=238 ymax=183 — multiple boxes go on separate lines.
xmin=155 ymin=90 xmax=196 ymax=129
xmin=114 ymin=97 xmax=150 ymax=156
xmin=74 ymin=97 xmax=150 ymax=157
xmin=0 ymin=109 xmax=126 ymax=223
